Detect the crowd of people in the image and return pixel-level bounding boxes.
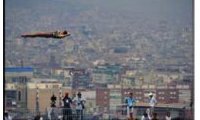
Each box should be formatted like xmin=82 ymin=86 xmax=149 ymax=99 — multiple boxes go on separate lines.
xmin=62 ymin=92 xmax=86 ymax=120
xmin=5 ymin=91 xmax=174 ymax=120
xmin=33 ymin=91 xmax=86 ymax=120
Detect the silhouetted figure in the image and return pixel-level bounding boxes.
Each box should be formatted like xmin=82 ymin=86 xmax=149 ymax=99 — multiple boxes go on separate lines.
xmin=49 ymin=94 xmax=57 ymax=120
xmin=34 ymin=113 xmax=42 ymax=120
xmin=190 ymin=101 xmax=193 ymax=111
xmin=152 ymin=113 xmax=159 ymax=120
xmin=63 ymin=92 xmax=72 ymax=120
xmin=4 ymin=111 xmax=12 ymax=120
xmin=51 ymin=94 xmax=57 ymax=107
xmin=165 ymin=112 xmax=171 ymax=120
xmin=73 ymin=92 xmax=86 ymax=120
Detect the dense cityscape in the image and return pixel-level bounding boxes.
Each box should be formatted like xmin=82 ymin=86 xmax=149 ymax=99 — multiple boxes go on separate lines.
xmin=5 ymin=0 xmax=193 ymax=119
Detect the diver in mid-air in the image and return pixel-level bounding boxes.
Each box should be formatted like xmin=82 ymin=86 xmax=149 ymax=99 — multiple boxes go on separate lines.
xmin=21 ymin=30 xmax=70 ymax=39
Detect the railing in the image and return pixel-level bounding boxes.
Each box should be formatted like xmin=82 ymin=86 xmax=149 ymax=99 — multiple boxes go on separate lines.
xmin=6 ymin=105 xmax=190 ymax=120
xmin=47 ymin=107 xmax=92 ymax=120
xmin=8 ymin=107 xmax=127 ymax=120
xmin=45 ymin=107 xmax=128 ymax=120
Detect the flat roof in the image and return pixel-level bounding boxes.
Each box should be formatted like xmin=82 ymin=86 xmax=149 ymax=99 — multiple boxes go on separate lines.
xmin=5 ymin=67 xmax=33 ymax=72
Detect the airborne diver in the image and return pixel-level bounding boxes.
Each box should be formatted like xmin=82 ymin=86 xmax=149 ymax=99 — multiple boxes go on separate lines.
xmin=21 ymin=30 xmax=70 ymax=39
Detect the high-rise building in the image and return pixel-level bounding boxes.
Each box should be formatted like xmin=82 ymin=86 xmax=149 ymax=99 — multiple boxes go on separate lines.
xmin=96 ymin=88 xmax=110 ymax=112
xmin=5 ymin=67 xmax=33 ymax=111
xmin=92 ymin=64 xmax=122 ymax=84
xmin=71 ymin=68 xmax=91 ymax=89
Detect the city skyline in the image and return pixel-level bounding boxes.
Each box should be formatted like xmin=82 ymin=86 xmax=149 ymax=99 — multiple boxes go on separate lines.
xmin=4 ymin=0 xmax=194 ymax=119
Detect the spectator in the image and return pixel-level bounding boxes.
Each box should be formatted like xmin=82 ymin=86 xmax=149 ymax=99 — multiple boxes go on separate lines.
xmin=63 ymin=92 xmax=73 ymax=120
xmin=51 ymin=94 xmax=57 ymax=107
xmin=146 ymin=108 xmax=152 ymax=119
xmin=73 ymin=92 xmax=86 ymax=120
xmin=4 ymin=111 xmax=12 ymax=120
xmin=34 ymin=112 xmax=43 ymax=120
xmin=125 ymin=92 xmax=137 ymax=120
xmin=141 ymin=112 xmax=150 ymax=120
xmin=152 ymin=113 xmax=159 ymax=120
xmin=165 ymin=112 xmax=171 ymax=120
xmin=148 ymin=92 xmax=157 ymax=115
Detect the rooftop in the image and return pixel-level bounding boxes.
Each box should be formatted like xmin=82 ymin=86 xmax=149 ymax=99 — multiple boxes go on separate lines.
xmin=5 ymin=67 xmax=33 ymax=73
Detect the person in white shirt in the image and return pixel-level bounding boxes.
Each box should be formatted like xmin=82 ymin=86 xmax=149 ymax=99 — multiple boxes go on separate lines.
xmin=141 ymin=112 xmax=150 ymax=120
xmin=165 ymin=112 xmax=171 ymax=120
xmin=148 ymin=92 xmax=157 ymax=115
xmin=73 ymin=92 xmax=86 ymax=120
xmin=141 ymin=109 xmax=151 ymax=120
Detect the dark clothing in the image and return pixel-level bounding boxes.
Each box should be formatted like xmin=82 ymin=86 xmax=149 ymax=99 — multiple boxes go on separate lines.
xmin=63 ymin=108 xmax=72 ymax=120
xmin=152 ymin=113 xmax=158 ymax=120
xmin=63 ymin=109 xmax=72 ymax=120
xmin=34 ymin=115 xmax=41 ymax=120
xmin=63 ymin=96 xmax=72 ymax=120
xmin=63 ymin=97 xmax=72 ymax=108
xmin=51 ymin=95 xmax=57 ymax=107
xmin=152 ymin=118 xmax=159 ymax=120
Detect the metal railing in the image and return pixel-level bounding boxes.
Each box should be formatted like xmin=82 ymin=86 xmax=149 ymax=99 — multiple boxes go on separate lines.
xmin=6 ymin=105 xmax=190 ymax=120
xmin=7 ymin=107 xmax=127 ymax=120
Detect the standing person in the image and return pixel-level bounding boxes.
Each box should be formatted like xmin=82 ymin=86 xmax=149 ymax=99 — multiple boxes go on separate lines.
xmin=4 ymin=111 xmax=12 ymax=120
xmin=151 ymin=113 xmax=159 ymax=120
xmin=51 ymin=94 xmax=57 ymax=107
xmin=48 ymin=94 xmax=57 ymax=120
xmin=141 ymin=109 xmax=152 ymax=120
xmin=125 ymin=92 xmax=137 ymax=120
xmin=165 ymin=112 xmax=171 ymax=120
xmin=141 ymin=112 xmax=150 ymax=120
xmin=148 ymin=92 xmax=157 ymax=115
xmin=63 ymin=92 xmax=73 ymax=120
xmin=34 ymin=112 xmax=43 ymax=120
xmin=73 ymin=92 xmax=86 ymax=120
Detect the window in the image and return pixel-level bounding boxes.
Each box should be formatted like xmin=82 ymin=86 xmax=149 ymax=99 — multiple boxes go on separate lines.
xmin=6 ymin=90 xmax=17 ymax=99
